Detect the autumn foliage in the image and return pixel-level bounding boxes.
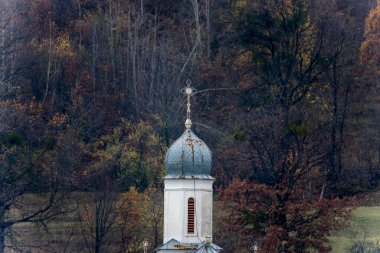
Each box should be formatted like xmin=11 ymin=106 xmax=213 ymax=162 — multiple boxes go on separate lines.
xmin=0 ymin=0 xmax=379 ymax=252
xmin=219 ymin=178 xmax=354 ymax=252
xmin=361 ymin=0 xmax=380 ymax=72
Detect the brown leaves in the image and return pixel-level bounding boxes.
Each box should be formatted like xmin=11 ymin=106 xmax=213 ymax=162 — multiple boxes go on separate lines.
xmin=219 ymin=178 xmax=354 ymax=252
xmin=360 ymin=2 xmax=380 ymax=73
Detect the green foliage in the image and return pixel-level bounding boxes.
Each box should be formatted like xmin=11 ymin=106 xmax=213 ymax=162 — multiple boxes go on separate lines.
xmin=242 ymin=209 xmax=267 ymax=231
xmin=0 ymin=131 xmax=23 ymax=146
xmin=236 ymin=0 xmax=327 ymax=108
xmin=289 ymin=120 xmax=309 ymax=138
xmin=0 ymin=0 xmax=377 ymax=251
xmin=233 ymin=126 xmax=247 ymax=141
xmin=237 ymin=1 xmax=308 ymax=67
xmin=91 ymin=119 xmax=165 ymax=191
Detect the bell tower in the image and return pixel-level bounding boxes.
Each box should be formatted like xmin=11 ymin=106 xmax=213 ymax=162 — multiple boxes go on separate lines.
xmin=155 ymin=81 xmax=222 ymax=253
xmin=163 ymin=129 xmax=214 ymax=243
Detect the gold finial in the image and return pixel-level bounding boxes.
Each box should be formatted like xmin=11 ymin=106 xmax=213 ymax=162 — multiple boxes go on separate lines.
xmin=182 ymin=80 xmax=196 ymax=129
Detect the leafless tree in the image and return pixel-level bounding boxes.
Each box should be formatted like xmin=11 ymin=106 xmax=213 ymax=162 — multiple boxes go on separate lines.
xmin=78 ymin=175 xmax=122 ymax=253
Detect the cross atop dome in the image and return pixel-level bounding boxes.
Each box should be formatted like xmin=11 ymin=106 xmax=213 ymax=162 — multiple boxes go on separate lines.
xmin=181 ymin=80 xmax=196 ymax=129
xmin=156 ymin=80 xmax=222 ymax=253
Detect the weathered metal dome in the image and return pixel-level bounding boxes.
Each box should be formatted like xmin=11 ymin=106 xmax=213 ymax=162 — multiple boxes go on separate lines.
xmin=165 ymin=129 xmax=212 ymax=176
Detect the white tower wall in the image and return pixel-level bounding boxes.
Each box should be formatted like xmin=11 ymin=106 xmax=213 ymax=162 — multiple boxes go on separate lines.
xmin=164 ymin=178 xmax=214 ymax=244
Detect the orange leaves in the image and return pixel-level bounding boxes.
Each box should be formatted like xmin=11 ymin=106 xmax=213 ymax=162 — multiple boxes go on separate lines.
xmin=48 ymin=113 xmax=68 ymax=127
xmin=235 ymin=51 xmax=253 ymax=68
xmin=29 ymin=32 xmax=78 ymax=62
xmin=117 ymin=187 xmax=162 ymax=252
xmin=360 ymin=2 xmax=380 ymax=73
xmin=364 ymin=6 xmax=380 ymax=40
xmin=234 ymin=51 xmax=260 ymax=90
xmin=119 ymin=186 xmax=148 ymax=229
xmin=55 ymin=34 xmax=77 ymax=59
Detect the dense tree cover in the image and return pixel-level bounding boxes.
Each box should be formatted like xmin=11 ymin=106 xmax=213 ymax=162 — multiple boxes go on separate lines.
xmin=212 ymin=0 xmax=380 ymax=251
xmin=0 ymin=0 xmax=379 ymax=252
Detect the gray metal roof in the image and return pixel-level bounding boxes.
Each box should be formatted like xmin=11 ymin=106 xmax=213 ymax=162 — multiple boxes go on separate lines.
xmin=154 ymin=239 xmax=222 ymax=252
xmin=165 ymin=129 xmax=212 ymax=176
xmin=154 ymin=238 xmax=199 ymax=251
xmin=193 ymin=244 xmax=220 ymax=253
xmin=199 ymin=242 xmax=222 ymax=251
xmin=164 ymin=174 xmax=214 ymax=180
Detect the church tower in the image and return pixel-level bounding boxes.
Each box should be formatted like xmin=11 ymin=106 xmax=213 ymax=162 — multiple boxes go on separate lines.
xmin=155 ymin=84 xmax=222 ymax=253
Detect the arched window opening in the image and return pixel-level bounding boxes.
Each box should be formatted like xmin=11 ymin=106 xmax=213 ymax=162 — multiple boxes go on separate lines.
xmin=188 ymin=198 xmax=195 ymax=234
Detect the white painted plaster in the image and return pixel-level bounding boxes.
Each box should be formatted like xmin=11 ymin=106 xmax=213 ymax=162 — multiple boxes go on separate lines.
xmin=163 ymin=178 xmax=214 ymax=244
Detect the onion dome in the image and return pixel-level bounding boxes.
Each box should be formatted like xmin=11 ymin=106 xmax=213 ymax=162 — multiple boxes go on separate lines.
xmin=165 ymin=129 xmax=212 ymax=176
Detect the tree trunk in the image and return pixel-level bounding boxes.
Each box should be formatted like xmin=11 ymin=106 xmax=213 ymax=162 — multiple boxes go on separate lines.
xmin=191 ymin=0 xmax=201 ymax=57
xmin=0 ymin=226 xmax=5 ymax=253
xmin=378 ymin=129 xmax=380 ymax=167
xmin=205 ymin=0 xmax=211 ymax=65
xmin=95 ymin=242 xmax=100 ymax=253
xmin=329 ymin=76 xmax=339 ymax=184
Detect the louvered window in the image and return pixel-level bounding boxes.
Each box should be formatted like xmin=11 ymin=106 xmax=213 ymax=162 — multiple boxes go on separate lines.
xmin=187 ymin=198 xmax=195 ymax=234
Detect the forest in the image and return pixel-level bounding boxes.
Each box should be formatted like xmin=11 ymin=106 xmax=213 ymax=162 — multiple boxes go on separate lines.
xmin=1 ymin=0 xmax=380 ymax=252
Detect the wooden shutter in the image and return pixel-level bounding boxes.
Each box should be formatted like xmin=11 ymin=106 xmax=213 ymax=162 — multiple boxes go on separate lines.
xmin=188 ymin=198 xmax=195 ymax=234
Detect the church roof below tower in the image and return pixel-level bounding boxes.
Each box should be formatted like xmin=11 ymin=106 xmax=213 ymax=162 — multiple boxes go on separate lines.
xmin=155 ymin=239 xmax=222 ymax=253
xmin=165 ymin=129 xmax=212 ymax=177
xmin=193 ymin=242 xmax=222 ymax=253
xmin=154 ymin=238 xmax=199 ymax=252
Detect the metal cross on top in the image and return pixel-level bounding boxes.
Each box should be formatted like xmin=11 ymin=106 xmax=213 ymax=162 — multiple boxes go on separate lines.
xmin=181 ymin=80 xmax=196 ymax=129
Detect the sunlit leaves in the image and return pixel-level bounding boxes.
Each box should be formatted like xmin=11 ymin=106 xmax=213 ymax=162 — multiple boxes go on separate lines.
xmin=360 ymin=1 xmax=380 ymax=73
xmin=91 ymin=119 xmax=165 ymax=191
